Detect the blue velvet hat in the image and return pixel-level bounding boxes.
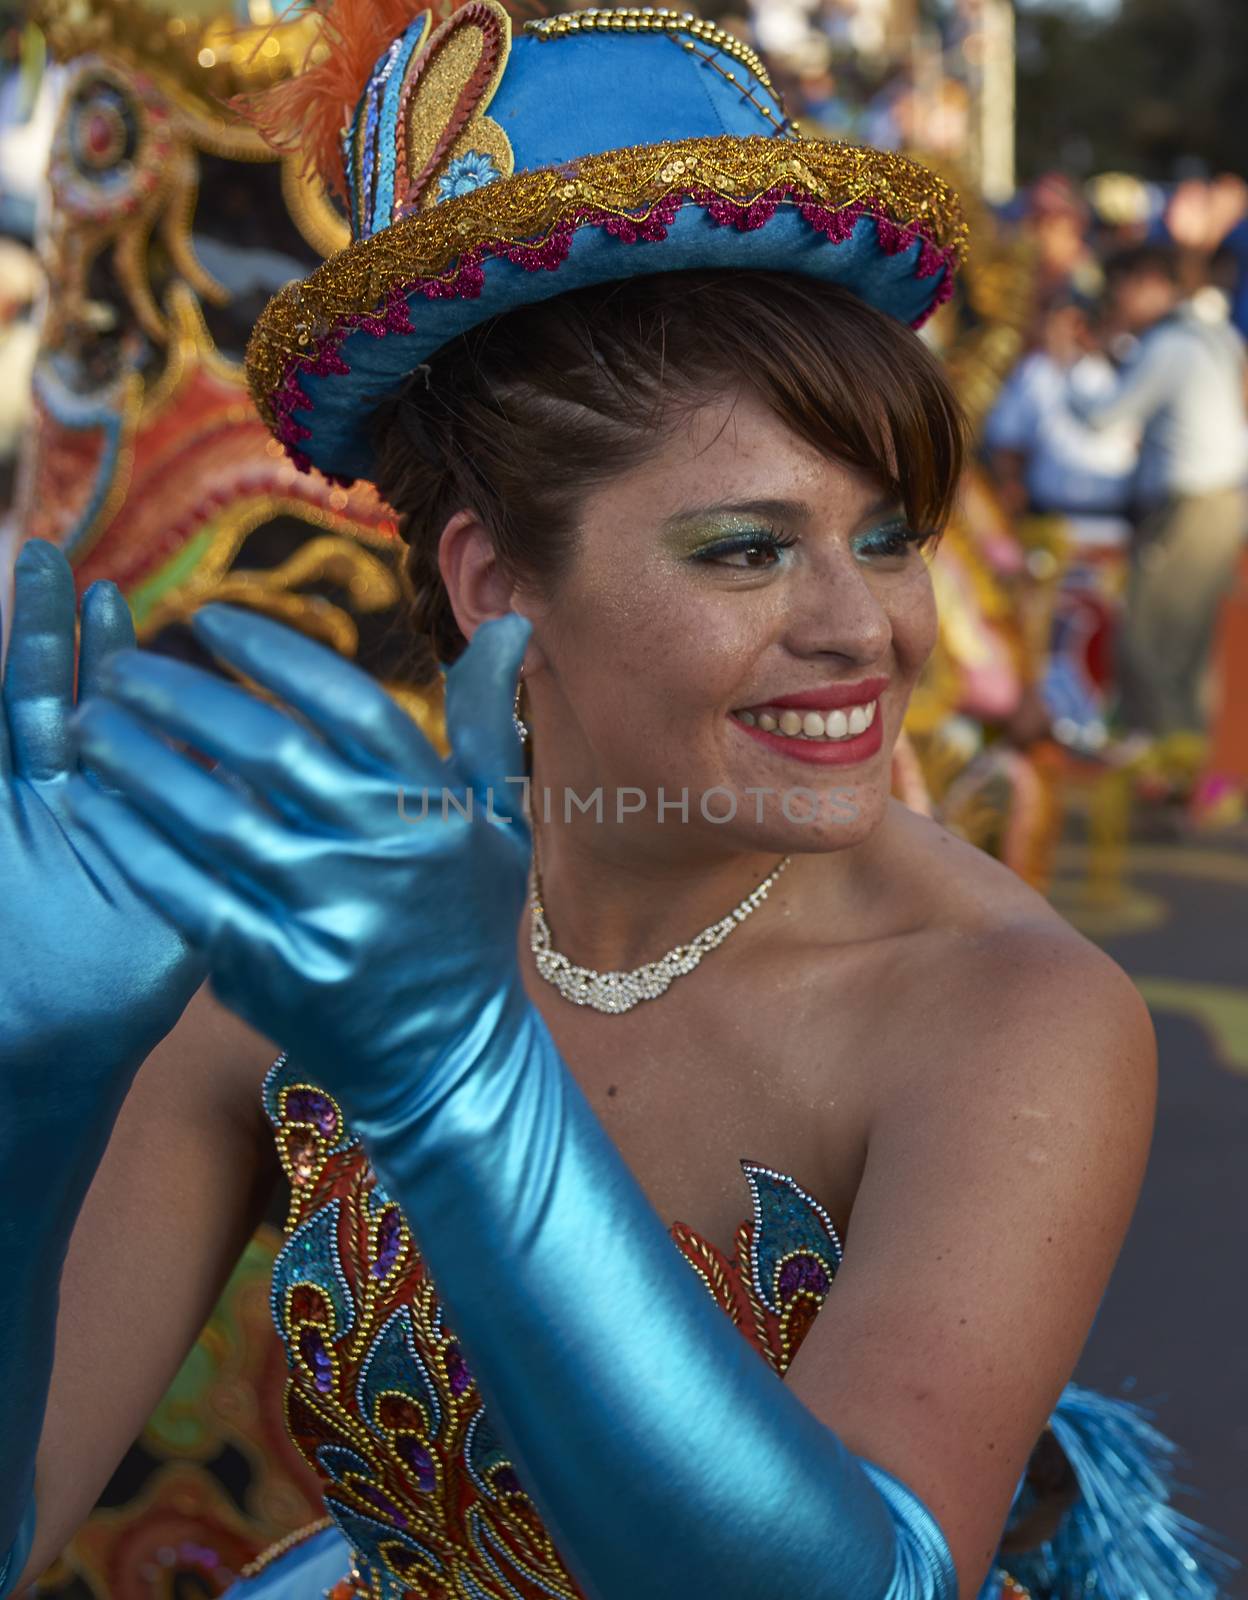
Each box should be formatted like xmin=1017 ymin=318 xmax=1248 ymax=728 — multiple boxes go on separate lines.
xmin=244 ymin=1 xmax=968 ymax=487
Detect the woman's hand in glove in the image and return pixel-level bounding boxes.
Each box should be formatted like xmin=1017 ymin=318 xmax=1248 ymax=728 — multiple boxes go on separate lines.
xmin=68 ymin=604 xmax=533 ymax=1126
xmin=0 ymin=541 xmax=209 ymax=1591
xmin=1 ymin=540 xmax=204 ymax=1085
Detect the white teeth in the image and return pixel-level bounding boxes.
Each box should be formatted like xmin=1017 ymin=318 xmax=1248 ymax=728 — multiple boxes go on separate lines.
xmin=738 ymin=698 xmax=880 ymax=742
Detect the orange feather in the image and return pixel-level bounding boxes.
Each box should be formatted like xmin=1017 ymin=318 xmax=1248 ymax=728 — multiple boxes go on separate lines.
xmin=231 ymin=0 xmax=443 ymax=207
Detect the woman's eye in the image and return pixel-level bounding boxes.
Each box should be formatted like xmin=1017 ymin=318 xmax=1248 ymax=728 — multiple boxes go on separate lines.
xmin=691 ymin=531 xmax=795 ymax=569
xmin=721 ymin=543 xmax=783 ymax=569
xmin=853 ymin=522 xmax=926 ymax=559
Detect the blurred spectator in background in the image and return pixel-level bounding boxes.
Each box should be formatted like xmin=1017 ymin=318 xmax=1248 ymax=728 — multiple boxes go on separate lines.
xmin=859 ymin=59 xmax=912 ymax=150
xmin=1022 ymin=173 xmax=1100 ymax=318
xmin=1164 ymin=174 xmax=1248 ymax=299
xmin=985 ymin=290 xmax=1138 ymax=546
xmin=984 ymin=293 xmax=1140 ymax=754
xmin=1084 ymin=170 xmax=1164 ymax=260
xmin=1072 ymin=244 xmax=1248 ymax=746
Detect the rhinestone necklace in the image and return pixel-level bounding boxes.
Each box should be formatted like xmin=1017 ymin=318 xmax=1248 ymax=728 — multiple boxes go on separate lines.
xmin=529 ymin=841 xmax=791 ymax=1015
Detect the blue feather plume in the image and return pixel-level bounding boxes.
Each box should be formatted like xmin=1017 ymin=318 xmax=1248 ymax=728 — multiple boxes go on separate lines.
xmin=1000 ymin=1383 xmax=1237 ymax=1600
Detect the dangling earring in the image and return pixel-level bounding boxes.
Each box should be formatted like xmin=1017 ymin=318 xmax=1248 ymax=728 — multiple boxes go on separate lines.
xmin=513 ymin=676 xmax=529 ymax=746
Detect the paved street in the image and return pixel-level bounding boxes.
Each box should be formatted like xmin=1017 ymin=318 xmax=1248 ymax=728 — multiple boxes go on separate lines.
xmin=1052 ymin=825 xmax=1248 ymax=1586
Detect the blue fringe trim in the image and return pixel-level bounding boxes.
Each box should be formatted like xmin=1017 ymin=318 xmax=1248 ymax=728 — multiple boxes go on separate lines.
xmin=1000 ymin=1383 xmax=1237 ymax=1600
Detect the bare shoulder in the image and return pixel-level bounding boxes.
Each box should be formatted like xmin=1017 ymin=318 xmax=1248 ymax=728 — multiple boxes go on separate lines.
xmin=933 ymin=917 xmax=1157 ymax=1141
xmin=882 ymin=796 xmax=1071 ymax=934
xmin=878 ymin=802 xmax=1157 ymax=1135
xmin=792 ymin=813 xmax=1157 ymax=1594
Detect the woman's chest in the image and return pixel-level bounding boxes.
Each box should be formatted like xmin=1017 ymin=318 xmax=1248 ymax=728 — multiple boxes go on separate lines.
xmin=525 ymin=958 xmax=879 ymax=1254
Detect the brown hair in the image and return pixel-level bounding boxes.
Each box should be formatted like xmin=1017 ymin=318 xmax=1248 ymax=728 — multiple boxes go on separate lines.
xmin=369 ymin=270 xmax=966 ymax=684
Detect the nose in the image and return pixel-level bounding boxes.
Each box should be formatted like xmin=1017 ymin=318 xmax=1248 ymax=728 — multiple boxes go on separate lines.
xmin=780 ymin=549 xmax=893 ymax=668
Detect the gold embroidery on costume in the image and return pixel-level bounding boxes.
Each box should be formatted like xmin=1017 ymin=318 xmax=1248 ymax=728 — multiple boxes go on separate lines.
xmin=283 ymin=157 xmax=354 ymax=261
xmin=23 ymin=0 xmax=415 ymax=643
xmin=21 ymin=280 xmax=399 ymax=627
xmin=246 ymin=133 xmax=969 ymax=434
xmin=261 ymin=1060 xmax=844 ymax=1598
xmin=238 ymin=1516 xmax=336 ymax=1579
xmin=401 ymin=0 xmax=515 ymax=217
xmin=42 ymin=55 xmax=226 ymax=352
xmin=18 ymin=40 xmax=423 ymax=701
xmin=525 ymin=9 xmax=783 ymax=127
xmin=525 ymin=8 xmax=774 ymax=96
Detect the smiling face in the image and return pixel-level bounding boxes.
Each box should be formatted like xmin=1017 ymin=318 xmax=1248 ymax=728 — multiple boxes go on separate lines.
xmin=517 ymin=384 xmax=939 ymax=855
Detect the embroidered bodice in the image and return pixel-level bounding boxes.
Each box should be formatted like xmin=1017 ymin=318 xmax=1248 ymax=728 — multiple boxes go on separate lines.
xmin=262 ymin=1055 xmax=845 ymax=1599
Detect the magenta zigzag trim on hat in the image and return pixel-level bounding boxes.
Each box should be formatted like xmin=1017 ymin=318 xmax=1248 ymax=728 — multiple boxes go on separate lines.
xmin=271 ymin=186 xmax=958 ymax=481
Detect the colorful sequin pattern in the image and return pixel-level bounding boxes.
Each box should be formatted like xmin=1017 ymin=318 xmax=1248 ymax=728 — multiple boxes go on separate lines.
xmin=247 ymin=133 xmax=968 ymax=477
xmin=263 ymin=1055 xmax=843 ymax=1598
xmin=345 ymin=0 xmax=515 ymax=242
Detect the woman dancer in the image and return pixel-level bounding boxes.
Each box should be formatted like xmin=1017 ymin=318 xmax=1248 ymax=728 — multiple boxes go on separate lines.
xmin=0 ymin=4 xmax=1224 ymax=1598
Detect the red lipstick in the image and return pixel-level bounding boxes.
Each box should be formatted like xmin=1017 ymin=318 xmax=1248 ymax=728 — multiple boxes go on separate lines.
xmin=743 ymin=676 xmax=890 ymax=713
xmin=734 ymin=714 xmax=885 ymax=767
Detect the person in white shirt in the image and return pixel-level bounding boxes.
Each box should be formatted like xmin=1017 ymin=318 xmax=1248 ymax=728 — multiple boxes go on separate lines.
xmin=1072 ymin=244 xmax=1248 ymax=740
xmin=985 ymin=294 xmax=1139 ymax=547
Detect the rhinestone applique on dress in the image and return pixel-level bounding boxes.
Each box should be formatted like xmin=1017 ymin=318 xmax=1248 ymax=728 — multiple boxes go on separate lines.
xmin=261 ymin=1055 xmax=844 ymax=1597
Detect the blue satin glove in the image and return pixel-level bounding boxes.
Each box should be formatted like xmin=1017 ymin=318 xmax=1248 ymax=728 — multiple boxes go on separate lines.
xmin=0 ymin=542 xmax=204 ymax=1596
xmin=70 ymin=605 xmax=956 ymax=1600
xmin=70 ymin=603 xmax=531 ymax=1115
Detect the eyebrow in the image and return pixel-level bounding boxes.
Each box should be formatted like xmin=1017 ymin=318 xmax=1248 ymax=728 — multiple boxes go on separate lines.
xmin=661 ymin=498 xmax=813 ymax=528
xmin=661 ymin=494 xmax=904 ymax=530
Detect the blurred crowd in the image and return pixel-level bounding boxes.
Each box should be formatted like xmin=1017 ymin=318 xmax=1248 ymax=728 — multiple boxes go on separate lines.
xmin=725 ymin=0 xmax=1005 ymax=163
xmin=980 ymin=170 xmax=1248 ymax=832
xmin=986 ymin=193 xmax=1248 ymax=764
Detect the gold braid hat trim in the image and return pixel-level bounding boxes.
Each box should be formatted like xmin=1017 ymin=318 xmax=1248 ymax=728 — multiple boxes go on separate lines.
xmin=245 ymin=133 xmax=969 ymax=456
xmin=525 ymin=9 xmax=775 ymax=99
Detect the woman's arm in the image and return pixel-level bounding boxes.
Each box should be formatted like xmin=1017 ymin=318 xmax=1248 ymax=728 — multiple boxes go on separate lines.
xmin=1067 ymin=331 xmax=1179 ymax=432
xmin=6 ymin=985 xmax=282 ymax=1594
xmin=0 ymin=545 xmax=272 ymax=1594
xmin=67 ymin=608 xmax=1152 ymax=1600
xmin=784 ymin=921 xmax=1156 ymax=1592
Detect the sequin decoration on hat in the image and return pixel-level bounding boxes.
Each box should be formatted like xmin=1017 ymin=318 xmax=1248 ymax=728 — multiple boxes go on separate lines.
xmin=344 ymin=0 xmax=515 ymax=239
xmin=240 ymin=0 xmax=970 ymax=487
